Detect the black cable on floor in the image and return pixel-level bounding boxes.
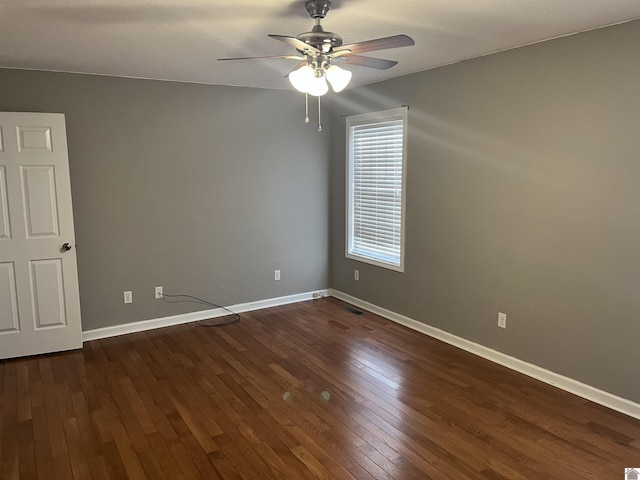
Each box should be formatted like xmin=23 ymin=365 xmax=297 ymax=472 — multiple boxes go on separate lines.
xmin=160 ymin=293 xmax=240 ymax=326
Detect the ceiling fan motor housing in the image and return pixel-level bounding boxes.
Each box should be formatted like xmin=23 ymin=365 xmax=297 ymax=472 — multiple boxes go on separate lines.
xmin=297 ymin=25 xmax=343 ymax=51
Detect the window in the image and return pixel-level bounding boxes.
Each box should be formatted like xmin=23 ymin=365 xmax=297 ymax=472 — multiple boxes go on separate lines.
xmin=346 ymin=107 xmax=407 ymax=272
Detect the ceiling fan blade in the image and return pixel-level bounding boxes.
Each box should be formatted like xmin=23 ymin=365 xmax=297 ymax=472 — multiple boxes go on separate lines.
xmin=339 ymin=55 xmax=398 ymax=70
xmin=327 ymin=49 xmax=352 ymax=59
xmin=335 ymin=34 xmax=414 ymax=54
xmin=268 ymin=34 xmax=321 ymax=54
xmin=218 ymin=55 xmax=304 ymax=61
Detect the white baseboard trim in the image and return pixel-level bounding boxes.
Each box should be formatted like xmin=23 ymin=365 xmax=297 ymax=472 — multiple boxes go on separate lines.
xmin=329 ymin=289 xmax=640 ymax=421
xmin=82 ymin=289 xmax=331 ymax=343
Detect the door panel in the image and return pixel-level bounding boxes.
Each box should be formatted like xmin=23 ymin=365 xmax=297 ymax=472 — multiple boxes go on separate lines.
xmin=30 ymin=259 xmax=67 ymax=329
xmin=0 ymin=112 xmax=82 ymax=359
xmin=0 ymin=166 xmax=10 ymax=239
xmin=17 ymin=126 xmax=53 ymax=152
xmin=0 ymin=262 xmax=20 ymax=333
xmin=21 ymin=165 xmax=60 ymax=237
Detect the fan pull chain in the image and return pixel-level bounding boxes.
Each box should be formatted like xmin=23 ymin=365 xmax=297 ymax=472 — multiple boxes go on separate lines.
xmin=305 ymin=93 xmax=310 ymax=124
xmin=317 ymin=96 xmax=322 ymax=132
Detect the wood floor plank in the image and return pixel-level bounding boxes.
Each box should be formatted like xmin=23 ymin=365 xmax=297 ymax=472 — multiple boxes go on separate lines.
xmin=69 ymin=390 xmax=102 ymax=459
xmin=52 ymin=453 xmax=74 ymax=480
xmin=1 ymin=298 xmax=640 ymax=479
xmin=108 ymin=416 xmax=148 ymax=480
xmin=31 ymin=405 xmax=55 ymax=479
xmin=16 ymin=362 xmax=31 ymax=423
xmin=144 ymin=430 xmax=184 ymax=480
xmin=1 ymin=362 xmax=19 ymax=480
xmin=86 ymin=455 xmax=112 ymax=480
xmin=100 ymin=440 xmax=129 ymax=480
xmin=18 ymin=441 xmax=36 ymax=479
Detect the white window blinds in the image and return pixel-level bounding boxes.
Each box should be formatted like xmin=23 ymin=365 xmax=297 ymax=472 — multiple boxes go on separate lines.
xmin=347 ymin=107 xmax=407 ymax=271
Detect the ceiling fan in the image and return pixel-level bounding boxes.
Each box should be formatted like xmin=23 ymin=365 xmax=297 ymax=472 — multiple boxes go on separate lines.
xmin=218 ymin=0 xmax=415 ymax=97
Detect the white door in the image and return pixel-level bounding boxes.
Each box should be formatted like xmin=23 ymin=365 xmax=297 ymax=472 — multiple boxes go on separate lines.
xmin=0 ymin=112 xmax=82 ymax=359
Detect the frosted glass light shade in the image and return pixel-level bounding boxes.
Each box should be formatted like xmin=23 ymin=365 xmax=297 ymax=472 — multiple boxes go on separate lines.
xmin=326 ymin=65 xmax=352 ymax=92
xmin=289 ymin=65 xmax=315 ymax=93
xmin=307 ymin=75 xmax=329 ymax=96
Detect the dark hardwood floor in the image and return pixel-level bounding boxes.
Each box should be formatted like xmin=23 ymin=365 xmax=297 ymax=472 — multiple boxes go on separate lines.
xmin=1 ymin=297 xmax=639 ymax=479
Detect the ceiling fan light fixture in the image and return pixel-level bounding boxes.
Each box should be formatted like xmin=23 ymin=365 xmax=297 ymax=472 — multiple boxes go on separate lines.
xmin=325 ymin=65 xmax=352 ymax=92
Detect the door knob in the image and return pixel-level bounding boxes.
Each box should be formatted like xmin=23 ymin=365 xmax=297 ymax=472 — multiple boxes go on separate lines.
xmin=62 ymin=243 xmax=72 ymax=251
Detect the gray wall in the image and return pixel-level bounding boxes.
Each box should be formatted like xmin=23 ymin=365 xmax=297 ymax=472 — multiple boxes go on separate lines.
xmin=329 ymin=20 xmax=640 ymax=403
xmin=0 ymin=69 xmax=329 ymax=331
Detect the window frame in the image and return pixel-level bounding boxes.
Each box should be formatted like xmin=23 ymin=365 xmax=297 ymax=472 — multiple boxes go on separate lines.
xmin=345 ymin=107 xmax=408 ymax=272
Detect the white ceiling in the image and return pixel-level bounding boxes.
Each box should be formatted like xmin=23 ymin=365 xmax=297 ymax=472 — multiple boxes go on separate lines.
xmin=1 ymin=0 xmax=640 ymax=91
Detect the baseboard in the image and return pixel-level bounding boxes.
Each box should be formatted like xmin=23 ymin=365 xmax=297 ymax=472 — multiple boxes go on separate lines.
xmin=82 ymin=289 xmax=331 ymax=342
xmin=329 ymin=289 xmax=640 ymax=421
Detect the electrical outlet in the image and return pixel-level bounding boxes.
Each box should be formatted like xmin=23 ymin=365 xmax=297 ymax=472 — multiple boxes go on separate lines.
xmin=155 ymin=286 xmax=163 ymax=299
xmin=354 ymin=269 xmax=360 ymax=281
xmin=124 ymin=291 xmax=133 ymax=304
xmin=274 ymin=269 xmax=281 ymax=281
xmin=312 ymin=291 xmax=324 ymax=299
xmin=498 ymin=312 xmax=507 ymax=328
